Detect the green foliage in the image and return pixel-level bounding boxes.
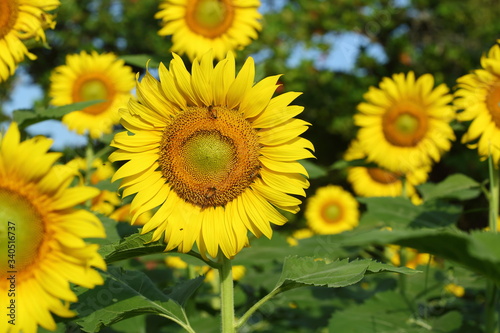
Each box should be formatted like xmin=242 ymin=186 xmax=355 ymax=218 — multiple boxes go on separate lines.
xmin=73 ymin=266 xmax=203 ymax=332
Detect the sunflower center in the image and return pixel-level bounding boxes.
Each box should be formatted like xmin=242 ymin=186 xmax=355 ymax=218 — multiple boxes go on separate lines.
xmin=382 ymin=102 xmax=429 ymax=147
xmin=72 ymin=74 xmax=113 ymax=115
xmin=0 ymin=0 xmax=18 ymax=39
xmin=0 ymin=188 xmax=44 ymax=274
xmin=159 ymin=106 xmax=261 ymax=208
xmin=183 ymin=131 xmax=236 ymax=181
xmin=81 ymin=79 xmax=108 ymax=102
xmin=486 ymin=82 xmax=500 ymax=127
xmin=186 ymin=0 xmax=235 ymax=38
xmin=367 ymin=167 xmax=400 ymax=184
xmin=321 ymin=202 xmax=343 ymax=224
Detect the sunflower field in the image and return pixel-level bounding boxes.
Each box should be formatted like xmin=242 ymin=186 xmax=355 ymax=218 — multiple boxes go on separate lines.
xmin=2 ymin=0 xmax=500 ymax=332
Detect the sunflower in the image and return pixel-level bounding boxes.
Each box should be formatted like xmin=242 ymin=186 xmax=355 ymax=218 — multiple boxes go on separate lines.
xmin=344 ymin=139 xmax=428 ymax=204
xmin=0 ymin=123 xmax=106 ymax=333
xmin=155 ymin=0 xmax=262 ymax=61
xmin=455 ymin=41 xmax=500 ymax=164
xmin=354 ymin=71 xmax=455 ymax=173
xmin=49 ymin=51 xmax=135 ymax=139
xmin=66 ymin=157 xmax=121 ymax=215
xmin=0 ymin=0 xmax=59 ymax=82
xmin=305 ymin=185 xmax=359 ymax=235
xmin=110 ymin=51 xmax=313 ymax=259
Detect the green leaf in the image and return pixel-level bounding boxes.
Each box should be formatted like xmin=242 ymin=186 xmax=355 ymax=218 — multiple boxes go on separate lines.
xmin=167 ymin=276 xmax=205 ymax=307
xmin=418 ymin=173 xmax=481 ymax=201
xmin=37 ymin=100 xmax=105 ymax=118
xmin=339 ymin=229 xmax=500 ymax=283
xmin=328 ymin=290 xmax=462 ymax=332
xmin=275 ymin=256 xmax=417 ymax=290
xmin=120 ymin=54 xmax=162 ymax=68
xmin=12 ymin=109 xmax=38 ymax=126
xmin=358 ymin=197 xmax=461 ymax=228
xmin=100 ymin=230 xmax=166 ymax=263
xmin=99 ymin=231 xmax=166 ymax=263
xmin=298 ymin=159 xmax=327 ymax=178
xmin=12 ymin=100 xmax=104 ymax=128
xmin=74 ymin=266 xmax=192 ymax=332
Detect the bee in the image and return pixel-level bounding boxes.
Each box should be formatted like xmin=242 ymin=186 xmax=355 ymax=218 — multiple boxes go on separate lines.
xmin=208 ymin=105 xmax=217 ymax=119
xmin=205 ymin=186 xmax=217 ymax=199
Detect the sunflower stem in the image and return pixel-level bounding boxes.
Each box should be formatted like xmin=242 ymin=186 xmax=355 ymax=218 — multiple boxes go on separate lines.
xmin=486 ymin=155 xmax=499 ymax=333
xmin=218 ymin=254 xmax=235 ymax=333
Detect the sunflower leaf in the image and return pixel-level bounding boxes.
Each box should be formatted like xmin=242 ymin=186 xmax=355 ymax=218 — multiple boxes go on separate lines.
xmin=338 ymin=228 xmax=500 ymax=283
xmin=120 ymin=54 xmax=162 ymax=68
xmin=328 ymin=290 xmax=462 ymax=332
xmin=274 ymin=256 xmax=417 ymax=290
xmin=74 ymin=266 xmax=192 ymax=332
xmin=12 ymin=100 xmax=104 ymax=128
xmin=358 ymin=197 xmax=461 ymax=228
xmin=99 ymin=231 xmax=166 ymax=263
xmin=417 ymin=173 xmax=481 ymax=201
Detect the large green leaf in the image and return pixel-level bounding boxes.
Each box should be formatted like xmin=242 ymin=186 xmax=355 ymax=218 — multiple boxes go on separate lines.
xmin=329 ymin=290 xmax=462 ymax=332
xmin=358 ymin=197 xmax=461 ymax=229
xmin=417 ymin=174 xmax=482 ymax=201
xmin=274 ymin=256 xmax=417 ymax=291
xmin=339 ymin=228 xmax=500 ymax=283
xmin=74 ymin=266 xmax=199 ymax=332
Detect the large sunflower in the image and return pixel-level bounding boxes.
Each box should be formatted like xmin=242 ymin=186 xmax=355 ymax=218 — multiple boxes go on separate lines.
xmin=0 ymin=123 xmax=106 ymax=333
xmin=49 ymin=51 xmax=135 ymax=139
xmin=110 ymin=51 xmax=313 ymax=259
xmin=455 ymin=41 xmax=500 ymax=164
xmin=0 ymin=0 xmax=59 ymax=82
xmin=155 ymin=0 xmax=262 ymax=61
xmin=344 ymin=139 xmax=428 ymax=204
xmin=354 ymin=71 xmax=455 ymax=173
xmin=305 ymin=185 xmax=359 ymax=235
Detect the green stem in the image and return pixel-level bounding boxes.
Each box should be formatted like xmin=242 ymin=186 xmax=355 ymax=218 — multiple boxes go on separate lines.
xmin=486 ymin=156 xmax=499 ymax=333
xmin=218 ymin=255 xmax=234 ymax=333
xmin=236 ymin=284 xmax=298 ymax=329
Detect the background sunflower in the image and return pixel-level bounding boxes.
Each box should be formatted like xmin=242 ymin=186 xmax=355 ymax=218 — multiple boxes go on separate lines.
xmin=49 ymin=51 xmax=135 ymax=139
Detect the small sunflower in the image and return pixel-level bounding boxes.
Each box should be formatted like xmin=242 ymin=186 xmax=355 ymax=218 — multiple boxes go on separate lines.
xmin=305 ymin=185 xmax=359 ymax=235
xmin=110 ymin=52 xmax=313 ymax=259
xmin=155 ymin=0 xmax=262 ymax=61
xmin=0 ymin=123 xmax=106 ymax=333
xmin=354 ymin=71 xmax=455 ymax=173
xmin=286 ymin=228 xmax=314 ymax=246
xmin=49 ymin=51 xmax=135 ymax=139
xmin=344 ymin=139 xmax=428 ymax=204
xmin=0 ymin=0 xmax=59 ymax=82
xmin=455 ymin=40 xmax=500 ymax=164
xmin=66 ymin=157 xmax=121 ymax=215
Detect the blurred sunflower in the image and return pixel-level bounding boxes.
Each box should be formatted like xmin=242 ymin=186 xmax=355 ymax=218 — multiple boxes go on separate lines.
xmin=455 ymin=40 xmax=500 ymax=164
xmin=354 ymin=71 xmax=455 ymax=173
xmin=286 ymin=228 xmax=314 ymax=246
xmin=305 ymin=185 xmax=359 ymax=235
xmin=0 ymin=123 xmax=106 ymax=333
xmin=66 ymin=157 xmax=120 ymax=216
xmin=0 ymin=0 xmax=59 ymax=82
xmin=49 ymin=51 xmax=135 ymax=139
xmin=155 ymin=0 xmax=262 ymax=61
xmin=344 ymin=139 xmax=428 ymax=204
xmin=110 ymin=51 xmax=313 ymax=259
xmin=386 ymin=245 xmax=436 ymax=269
